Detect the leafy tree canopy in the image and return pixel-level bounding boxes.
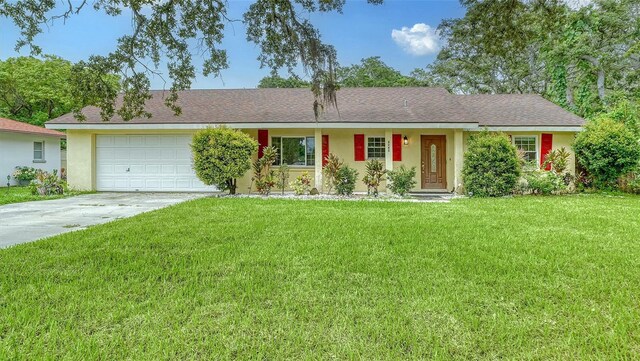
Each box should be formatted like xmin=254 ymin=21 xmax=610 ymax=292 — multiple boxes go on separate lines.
xmin=0 ymin=56 xmax=119 ymax=126
xmin=427 ymin=0 xmax=639 ymax=118
xmin=257 ymin=57 xmax=432 ymax=88
xmin=0 ymin=0 xmax=382 ymax=121
xmin=257 ymin=75 xmax=310 ymax=89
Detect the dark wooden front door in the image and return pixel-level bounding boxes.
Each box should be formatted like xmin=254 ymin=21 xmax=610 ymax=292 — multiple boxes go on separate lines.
xmin=421 ymin=135 xmax=447 ymax=189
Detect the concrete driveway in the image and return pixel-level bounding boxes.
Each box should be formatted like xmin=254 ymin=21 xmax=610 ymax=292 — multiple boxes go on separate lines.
xmin=0 ymin=193 xmax=209 ymax=248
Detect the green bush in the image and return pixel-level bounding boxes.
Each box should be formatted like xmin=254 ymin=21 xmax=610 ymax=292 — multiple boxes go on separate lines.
xmin=463 ymin=131 xmax=521 ymax=197
xmin=387 ymin=165 xmax=417 ymax=196
xmin=573 ymin=118 xmax=640 ymax=189
xmin=335 ymin=165 xmax=358 ymax=196
xmin=519 ymin=168 xmax=567 ymax=195
xmin=620 ymin=171 xmax=640 ymax=194
xmin=362 ymin=159 xmax=386 ymax=197
xmin=191 ymin=127 xmax=257 ymax=194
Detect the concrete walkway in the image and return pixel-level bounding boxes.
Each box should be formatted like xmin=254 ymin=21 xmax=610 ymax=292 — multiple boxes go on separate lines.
xmin=0 ymin=193 xmax=209 ymax=248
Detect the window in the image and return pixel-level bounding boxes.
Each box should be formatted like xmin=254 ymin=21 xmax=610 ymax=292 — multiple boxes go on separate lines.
xmin=513 ymin=136 xmax=537 ymax=163
xmin=367 ymin=137 xmax=385 ymax=159
xmin=33 ymin=141 xmax=45 ymax=162
xmin=272 ymin=137 xmax=315 ymax=166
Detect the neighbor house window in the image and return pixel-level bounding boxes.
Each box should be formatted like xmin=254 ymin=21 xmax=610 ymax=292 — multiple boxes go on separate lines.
xmin=513 ymin=136 xmax=537 ymax=163
xmin=33 ymin=141 xmax=45 ymax=162
xmin=367 ymin=136 xmax=385 ymax=159
xmin=272 ymin=137 xmax=315 ymax=166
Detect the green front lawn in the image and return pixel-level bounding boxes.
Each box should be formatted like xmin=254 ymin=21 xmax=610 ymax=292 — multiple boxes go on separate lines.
xmin=1 ymin=195 xmax=639 ymax=359
xmin=0 ymin=186 xmax=85 ymax=206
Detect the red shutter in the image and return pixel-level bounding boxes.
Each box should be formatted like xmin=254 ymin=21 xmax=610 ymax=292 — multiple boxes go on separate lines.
xmin=322 ymin=135 xmax=329 ymax=167
xmin=541 ymin=133 xmax=553 ymax=170
xmin=258 ymin=129 xmax=268 ymax=158
xmin=392 ymin=134 xmax=402 ymax=162
xmin=354 ymin=134 xmax=365 ymax=161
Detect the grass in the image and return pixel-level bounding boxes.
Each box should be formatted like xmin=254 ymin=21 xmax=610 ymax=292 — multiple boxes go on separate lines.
xmin=1 ymin=195 xmax=639 ymax=359
xmin=0 ymin=186 xmax=87 ymax=206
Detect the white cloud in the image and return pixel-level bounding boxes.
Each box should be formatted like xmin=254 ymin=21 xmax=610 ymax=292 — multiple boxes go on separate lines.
xmin=391 ymin=23 xmax=441 ymax=56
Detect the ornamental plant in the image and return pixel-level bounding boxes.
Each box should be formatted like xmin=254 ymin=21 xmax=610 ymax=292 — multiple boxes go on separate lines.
xmin=462 ymin=130 xmax=521 ymax=197
xmin=322 ymin=153 xmax=343 ymax=194
xmin=290 ymin=171 xmax=312 ymax=195
xmin=362 ymin=159 xmax=386 ymax=197
xmin=191 ymin=127 xmax=257 ymax=194
xmin=387 ymin=165 xmax=417 ymax=196
xmin=13 ymin=166 xmax=39 ymax=182
xmin=276 ymin=164 xmax=290 ymax=195
xmin=573 ymin=118 xmax=640 ymax=189
xmin=29 ymin=169 xmax=66 ymax=195
xmin=252 ymin=146 xmax=277 ymax=195
xmin=335 ymin=165 xmax=358 ymax=196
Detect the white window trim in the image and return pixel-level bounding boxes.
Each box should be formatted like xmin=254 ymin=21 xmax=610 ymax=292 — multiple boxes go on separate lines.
xmin=271 ymin=135 xmax=315 ymax=167
xmin=512 ymin=135 xmax=539 ymax=165
xmin=33 ymin=141 xmax=46 ymax=163
xmin=366 ymin=135 xmax=386 ymax=160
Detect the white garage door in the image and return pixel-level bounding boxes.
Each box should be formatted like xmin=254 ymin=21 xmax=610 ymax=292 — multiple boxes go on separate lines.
xmin=96 ymin=135 xmax=215 ymax=192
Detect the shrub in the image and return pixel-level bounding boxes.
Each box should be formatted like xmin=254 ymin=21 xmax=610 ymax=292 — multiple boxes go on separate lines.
xmin=362 ymin=159 xmax=386 ymax=197
xmin=573 ymin=118 xmax=640 ymax=189
xmin=520 ymin=168 xmax=567 ymax=195
xmin=290 ymin=171 xmax=312 ymax=195
xmin=462 ymin=131 xmax=521 ymax=197
xmin=191 ymin=127 xmax=257 ymax=194
xmin=335 ymin=165 xmax=358 ymax=196
xmin=13 ymin=166 xmax=39 ymax=182
xmin=29 ymin=169 xmax=66 ymax=195
xmin=620 ymin=171 xmax=640 ymax=194
xmin=387 ymin=165 xmax=417 ymax=196
xmin=252 ymin=146 xmax=277 ymax=195
xmin=275 ymin=165 xmax=290 ymax=195
xmin=322 ymin=153 xmax=343 ymax=194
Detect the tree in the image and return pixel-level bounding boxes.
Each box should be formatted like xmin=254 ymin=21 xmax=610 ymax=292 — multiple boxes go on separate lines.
xmin=0 ymin=56 xmax=83 ymax=126
xmin=1 ymin=0 xmax=383 ymax=121
xmin=191 ymin=127 xmax=257 ymax=194
xmin=0 ymin=55 xmax=118 ymax=126
xmin=257 ymin=57 xmax=432 ymax=88
xmin=257 ymin=75 xmax=310 ymax=88
xmin=427 ymin=0 xmax=639 ymax=118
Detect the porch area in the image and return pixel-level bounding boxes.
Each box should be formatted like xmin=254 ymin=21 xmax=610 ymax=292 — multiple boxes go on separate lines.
xmin=237 ymin=127 xmax=465 ymax=194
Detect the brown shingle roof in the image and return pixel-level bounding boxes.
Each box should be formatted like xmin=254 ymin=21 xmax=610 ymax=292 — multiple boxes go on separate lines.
xmin=455 ymin=94 xmax=585 ymax=127
xmin=0 ymin=117 xmax=65 ymax=137
xmin=47 ymin=88 xmax=584 ymax=127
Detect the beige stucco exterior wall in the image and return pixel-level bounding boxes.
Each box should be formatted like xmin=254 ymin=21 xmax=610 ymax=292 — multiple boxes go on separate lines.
xmin=64 ymin=127 xmax=579 ymax=193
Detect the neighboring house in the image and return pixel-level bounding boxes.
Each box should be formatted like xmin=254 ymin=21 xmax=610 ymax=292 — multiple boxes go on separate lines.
xmin=45 ymin=88 xmax=584 ymax=193
xmin=1 ymin=117 xmax=65 ymax=187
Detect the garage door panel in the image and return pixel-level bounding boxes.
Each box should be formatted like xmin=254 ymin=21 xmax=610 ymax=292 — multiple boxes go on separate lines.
xmin=113 ymin=136 xmax=129 ymax=146
xmin=96 ymin=136 xmax=114 ymax=147
xmin=96 ymin=135 xmax=215 ymax=192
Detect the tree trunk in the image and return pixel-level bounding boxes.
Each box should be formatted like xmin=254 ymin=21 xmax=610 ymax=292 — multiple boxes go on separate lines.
xmin=581 ymin=55 xmax=606 ymax=102
xmin=227 ymin=178 xmax=237 ymax=195
xmin=565 ymin=84 xmax=575 ymax=108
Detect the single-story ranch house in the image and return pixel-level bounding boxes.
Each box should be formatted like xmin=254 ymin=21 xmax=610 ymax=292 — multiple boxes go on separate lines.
xmin=1 ymin=117 xmax=65 ymax=187
xmin=45 ymin=88 xmax=584 ymax=193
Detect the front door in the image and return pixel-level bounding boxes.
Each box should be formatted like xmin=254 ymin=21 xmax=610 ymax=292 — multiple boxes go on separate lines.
xmin=421 ymin=135 xmax=447 ymax=189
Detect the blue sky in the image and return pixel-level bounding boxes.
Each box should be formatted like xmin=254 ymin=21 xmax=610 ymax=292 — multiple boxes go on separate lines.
xmin=0 ymin=1 xmax=464 ymax=89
